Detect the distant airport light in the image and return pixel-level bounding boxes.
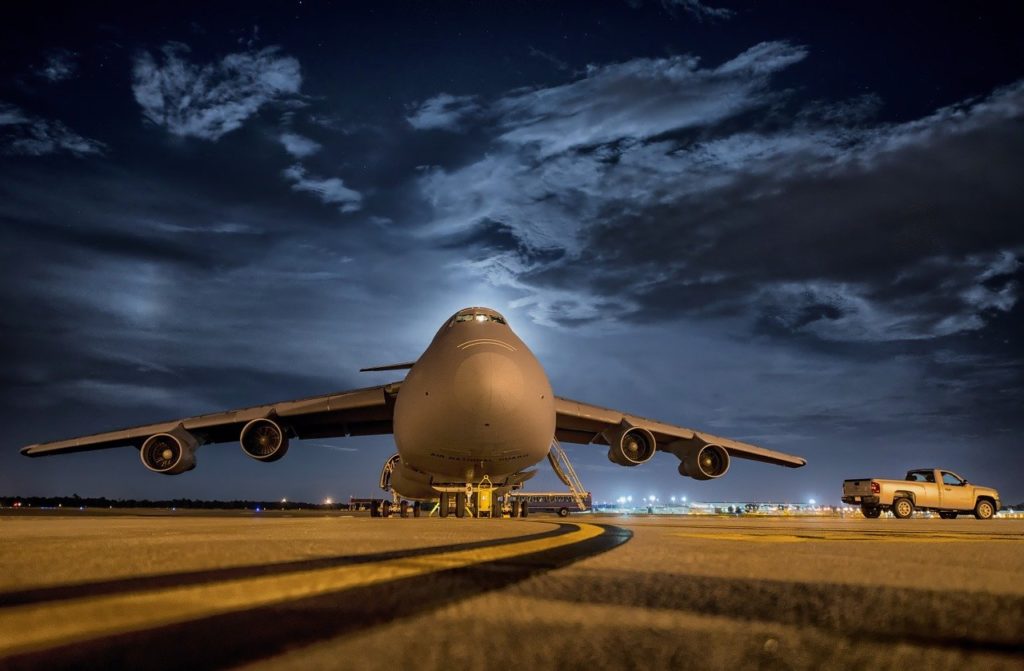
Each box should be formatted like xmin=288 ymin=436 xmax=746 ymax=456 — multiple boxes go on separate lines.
xmin=809 ymin=498 xmax=816 ymax=505
xmin=281 ymin=498 xmax=287 ymax=503
xmin=682 ymin=496 xmax=687 ymax=503
xmin=670 ymin=496 xmax=676 ymax=502
xmin=617 ymin=496 xmax=626 ymax=504
xmin=627 ymin=496 xmax=633 ymax=503
xmin=324 ymin=498 xmax=333 ymax=505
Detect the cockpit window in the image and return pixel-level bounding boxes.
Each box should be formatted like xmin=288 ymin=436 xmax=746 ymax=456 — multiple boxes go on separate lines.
xmin=451 ymin=313 xmax=506 ymax=326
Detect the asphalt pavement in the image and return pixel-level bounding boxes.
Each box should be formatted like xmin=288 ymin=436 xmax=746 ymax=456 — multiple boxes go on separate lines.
xmin=0 ymin=512 xmax=1021 ymax=670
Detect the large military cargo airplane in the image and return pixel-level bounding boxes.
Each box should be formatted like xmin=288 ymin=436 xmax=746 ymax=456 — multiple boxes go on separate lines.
xmin=22 ymin=307 xmax=805 ymax=513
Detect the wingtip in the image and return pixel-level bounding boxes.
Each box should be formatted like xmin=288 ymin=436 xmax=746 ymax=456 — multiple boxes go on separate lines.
xmin=20 ymin=445 xmax=38 ymax=457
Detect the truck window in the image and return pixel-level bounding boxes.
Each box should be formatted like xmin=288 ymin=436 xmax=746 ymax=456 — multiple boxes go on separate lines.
xmin=941 ymin=472 xmax=963 ymax=486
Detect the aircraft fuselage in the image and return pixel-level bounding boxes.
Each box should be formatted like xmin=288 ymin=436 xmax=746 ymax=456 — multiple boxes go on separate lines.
xmin=391 ymin=308 xmax=554 ymax=496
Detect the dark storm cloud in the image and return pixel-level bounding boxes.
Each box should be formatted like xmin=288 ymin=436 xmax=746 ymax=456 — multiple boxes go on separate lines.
xmin=0 ymin=102 xmax=105 ymax=156
xmin=412 ymin=45 xmax=1024 ymax=341
xmin=131 ymin=43 xmax=302 ymax=141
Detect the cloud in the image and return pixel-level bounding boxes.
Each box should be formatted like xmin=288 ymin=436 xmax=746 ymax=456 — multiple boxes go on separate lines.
xmin=278 ymin=132 xmax=321 ymax=157
xmin=661 ymin=1 xmax=736 ymax=22
xmin=282 ymin=164 xmax=362 ymax=213
xmin=411 ymin=43 xmax=1024 ymax=341
xmin=0 ymin=102 xmax=105 ymax=156
xmin=406 ymin=93 xmax=480 ymax=131
xmin=35 ymin=49 xmax=78 ymax=82
xmin=494 ymin=42 xmax=807 ymax=155
xmin=131 ymin=43 xmax=301 ymax=141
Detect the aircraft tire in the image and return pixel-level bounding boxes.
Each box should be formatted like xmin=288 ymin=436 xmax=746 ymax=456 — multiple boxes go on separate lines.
xmin=508 ymin=500 xmax=519 ymax=518
xmin=892 ymin=497 xmax=914 ymax=519
xmin=520 ymin=501 xmax=529 ymax=518
xmin=370 ymin=500 xmax=381 ymax=518
xmin=413 ymin=501 xmax=421 ymax=518
xmin=400 ymin=500 xmax=409 ymax=518
xmin=455 ymin=493 xmax=466 ymax=518
xmin=381 ymin=500 xmax=392 ymax=518
xmin=439 ymin=492 xmax=449 ymax=518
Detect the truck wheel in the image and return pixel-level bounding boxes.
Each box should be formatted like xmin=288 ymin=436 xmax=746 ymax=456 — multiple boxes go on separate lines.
xmin=892 ymin=497 xmax=914 ymax=519
xmin=861 ymin=505 xmax=881 ymax=519
xmin=974 ymin=500 xmax=994 ymax=520
xmin=558 ymin=507 xmax=569 ymax=517
xmin=938 ymin=512 xmax=957 ymax=519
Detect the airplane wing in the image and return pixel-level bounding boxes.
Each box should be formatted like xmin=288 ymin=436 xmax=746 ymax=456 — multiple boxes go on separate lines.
xmin=21 ymin=382 xmax=401 ymax=457
xmin=553 ymin=396 xmax=806 ymax=468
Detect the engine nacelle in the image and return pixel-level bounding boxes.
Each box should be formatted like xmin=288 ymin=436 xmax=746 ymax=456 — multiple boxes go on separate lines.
xmin=140 ymin=428 xmax=198 ymax=475
xmin=677 ymin=443 xmax=730 ymax=480
xmin=240 ymin=418 xmax=290 ymax=462
xmin=604 ymin=424 xmax=657 ymax=467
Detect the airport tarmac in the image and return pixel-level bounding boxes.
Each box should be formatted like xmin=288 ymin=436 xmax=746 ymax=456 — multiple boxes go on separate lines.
xmin=0 ymin=512 xmax=1022 ymax=670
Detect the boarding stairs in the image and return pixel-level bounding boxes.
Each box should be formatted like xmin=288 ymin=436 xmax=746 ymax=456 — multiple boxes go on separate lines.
xmin=547 ymin=438 xmax=589 ymax=512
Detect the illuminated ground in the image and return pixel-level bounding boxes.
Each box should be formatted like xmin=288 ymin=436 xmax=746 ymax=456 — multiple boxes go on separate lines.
xmin=0 ymin=512 xmax=1021 ymax=670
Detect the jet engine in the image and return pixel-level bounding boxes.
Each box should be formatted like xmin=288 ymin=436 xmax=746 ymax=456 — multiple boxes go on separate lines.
xmin=240 ymin=418 xmax=290 ymax=462
xmin=140 ymin=429 xmax=198 ymax=475
xmin=677 ymin=443 xmax=730 ymax=480
xmin=604 ymin=424 xmax=657 ymax=467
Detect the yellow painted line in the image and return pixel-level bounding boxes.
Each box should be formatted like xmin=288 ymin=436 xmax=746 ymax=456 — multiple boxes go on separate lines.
xmin=0 ymin=523 xmax=602 ymax=657
xmin=672 ymin=531 xmax=1021 ymax=543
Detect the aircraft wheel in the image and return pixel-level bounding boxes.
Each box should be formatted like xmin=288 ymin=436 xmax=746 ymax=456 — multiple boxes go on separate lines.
xmin=974 ymin=500 xmax=995 ymax=520
xmin=558 ymin=507 xmax=569 ymax=517
xmin=370 ymin=500 xmax=381 ymax=518
xmin=381 ymin=500 xmax=392 ymax=518
xmin=509 ymin=500 xmax=519 ymax=518
xmin=520 ymin=501 xmax=529 ymax=518
xmin=413 ymin=501 xmax=421 ymax=518
xmin=400 ymin=500 xmax=409 ymax=518
xmin=861 ymin=505 xmax=881 ymax=519
xmin=455 ymin=493 xmax=466 ymax=518
xmin=439 ymin=492 xmax=449 ymax=518
xmin=892 ymin=497 xmax=914 ymax=519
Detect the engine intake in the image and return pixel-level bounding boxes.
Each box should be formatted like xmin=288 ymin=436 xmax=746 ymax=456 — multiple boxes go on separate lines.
xmin=604 ymin=424 xmax=657 ymax=467
xmin=677 ymin=443 xmax=730 ymax=480
xmin=240 ymin=418 xmax=290 ymax=462
xmin=140 ymin=429 xmax=198 ymax=475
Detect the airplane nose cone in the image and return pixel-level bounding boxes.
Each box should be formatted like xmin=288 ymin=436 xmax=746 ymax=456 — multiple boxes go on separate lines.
xmin=453 ymin=351 xmax=524 ymax=419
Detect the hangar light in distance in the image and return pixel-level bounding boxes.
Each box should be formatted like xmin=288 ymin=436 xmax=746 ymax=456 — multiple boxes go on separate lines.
xmin=21 ymin=307 xmax=806 ymax=500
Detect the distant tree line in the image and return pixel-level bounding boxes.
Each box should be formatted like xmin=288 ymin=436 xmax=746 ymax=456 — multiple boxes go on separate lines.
xmin=0 ymin=494 xmax=349 ymax=510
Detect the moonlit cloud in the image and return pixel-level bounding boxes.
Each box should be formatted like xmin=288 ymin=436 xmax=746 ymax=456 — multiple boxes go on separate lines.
xmin=35 ymin=49 xmax=78 ymax=82
xmin=278 ymin=131 xmax=321 ymax=157
xmin=0 ymin=102 xmax=105 ymax=156
xmin=411 ymin=45 xmax=1024 ymax=341
xmin=131 ymin=43 xmax=302 ymax=140
xmin=406 ymin=93 xmax=481 ymax=131
xmin=282 ymin=164 xmax=362 ymax=212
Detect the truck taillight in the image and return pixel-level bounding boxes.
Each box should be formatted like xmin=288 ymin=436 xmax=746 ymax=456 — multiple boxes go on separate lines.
xmin=870 ymin=482 xmax=880 ymax=494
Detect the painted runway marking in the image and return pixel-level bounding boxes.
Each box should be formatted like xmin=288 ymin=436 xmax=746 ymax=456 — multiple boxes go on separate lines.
xmin=672 ymin=530 xmax=1023 ymax=543
xmin=0 ymin=522 xmax=616 ymax=660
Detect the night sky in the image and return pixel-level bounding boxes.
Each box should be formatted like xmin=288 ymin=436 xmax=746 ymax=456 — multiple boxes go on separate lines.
xmin=2 ymin=1 xmax=1022 ymax=505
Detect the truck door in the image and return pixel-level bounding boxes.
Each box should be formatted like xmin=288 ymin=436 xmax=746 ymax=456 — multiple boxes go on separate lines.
xmin=939 ymin=471 xmax=972 ymax=511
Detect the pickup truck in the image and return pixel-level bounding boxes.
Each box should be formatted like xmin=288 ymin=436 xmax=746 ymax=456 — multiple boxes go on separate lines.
xmin=842 ymin=468 xmax=1000 ymax=519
